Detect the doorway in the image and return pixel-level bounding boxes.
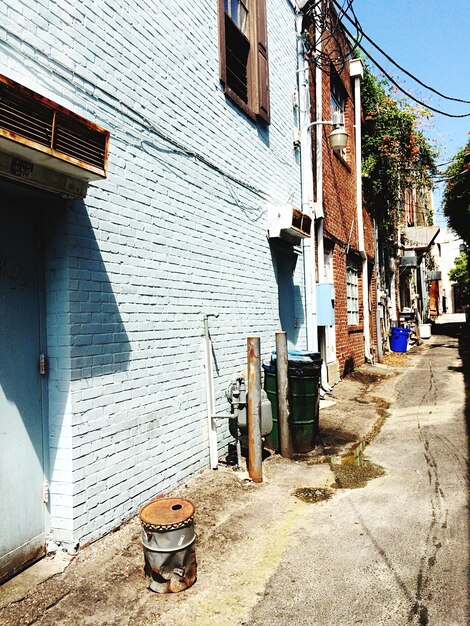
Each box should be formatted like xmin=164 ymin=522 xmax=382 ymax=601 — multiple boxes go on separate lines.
xmin=0 ymin=196 xmax=48 ymax=581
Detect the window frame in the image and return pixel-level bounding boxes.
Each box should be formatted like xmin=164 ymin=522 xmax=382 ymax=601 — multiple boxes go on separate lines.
xmin=346 ymin=256 xmax=360 ymax=326
xmin=218 ymin=0 xmax=270 ymax=124
xmin=330 ymin=70 xmax=348 ymax=161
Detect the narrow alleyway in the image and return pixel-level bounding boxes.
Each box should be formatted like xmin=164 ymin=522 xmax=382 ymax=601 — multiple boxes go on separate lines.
xmin=247 ymin=324 xmax=469 ymax=626
xmin=0 ymin=325 xmax=468 ymax=626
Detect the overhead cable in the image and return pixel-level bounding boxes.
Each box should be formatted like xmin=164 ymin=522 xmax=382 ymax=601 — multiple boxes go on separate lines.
xmin=332 ymin=0 xmax=470 ymax=105
xmin=337 ymin=19 xmax=470 ymax=118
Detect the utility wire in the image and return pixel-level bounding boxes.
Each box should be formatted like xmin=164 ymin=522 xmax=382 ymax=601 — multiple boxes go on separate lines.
xmin=338 ymin=19 xmax=470 ymax=118
xmin=333 ymin=0 xmax=470 ymax=105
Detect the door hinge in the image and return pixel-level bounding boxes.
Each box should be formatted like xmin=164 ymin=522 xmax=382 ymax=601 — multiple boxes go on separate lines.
xmin=39 ymin=353 xmax=48 ymax=376
xmin=43 ymin=480 xmax=49 ymax=503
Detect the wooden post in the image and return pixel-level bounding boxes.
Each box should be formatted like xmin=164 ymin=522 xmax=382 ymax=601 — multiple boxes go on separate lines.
xmin=247 ymin=337 xmax=262 ymax=483
xmin=276 ymin=331 xmax=292 ymax=458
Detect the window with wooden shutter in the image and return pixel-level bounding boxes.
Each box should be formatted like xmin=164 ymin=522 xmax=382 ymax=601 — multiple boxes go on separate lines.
xmin=218 ymin=0 xmax=270 ymax=124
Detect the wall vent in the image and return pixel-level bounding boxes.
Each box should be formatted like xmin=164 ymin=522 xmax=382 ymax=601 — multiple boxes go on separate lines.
xmin=267 ymin=204 xmax=312 ymax=241
xmin=0 ymin=74 xmax=109 ymax=181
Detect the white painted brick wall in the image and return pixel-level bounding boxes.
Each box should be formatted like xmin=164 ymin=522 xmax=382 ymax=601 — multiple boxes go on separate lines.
xmin=1 ymin=0 xmax=307 ymax=545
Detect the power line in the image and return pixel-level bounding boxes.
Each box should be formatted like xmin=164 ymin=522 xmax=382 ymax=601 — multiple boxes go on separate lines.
xmin=333 ymin=0 xmax=470 ymax=105
xmin=337 ymin=19 xmax=470 ymax=118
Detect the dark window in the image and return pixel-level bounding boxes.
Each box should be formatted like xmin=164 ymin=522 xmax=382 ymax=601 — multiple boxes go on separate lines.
xmin=330 ymin=72 xmax=346 ymax=115
xmin=330 ymin=71 xmax=347 ymax=159
xmin=218 ymin=0 xmax=270 ymax=124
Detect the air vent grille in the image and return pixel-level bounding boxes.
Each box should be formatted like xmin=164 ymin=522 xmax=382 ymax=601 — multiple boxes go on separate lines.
xmin=54 ymin=114 xmax=107 ymax=170
xmin=0 ymin=82 xmax=54 ymax=147
xmin=0 ymin=74 xmax=109 ymax=177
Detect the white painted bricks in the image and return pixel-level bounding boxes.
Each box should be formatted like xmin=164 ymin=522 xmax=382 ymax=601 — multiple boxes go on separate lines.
xmin=1 ymin=0 xmax=307 ymax=545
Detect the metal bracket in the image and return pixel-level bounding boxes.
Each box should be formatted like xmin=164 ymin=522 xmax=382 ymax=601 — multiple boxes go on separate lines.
xmin=39 ymin=353 xmax=47 ymax=376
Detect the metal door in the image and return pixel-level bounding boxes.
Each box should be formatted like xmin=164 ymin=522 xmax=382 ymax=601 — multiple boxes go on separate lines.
xmin=0 ymin=201 xmax=47 ymax=581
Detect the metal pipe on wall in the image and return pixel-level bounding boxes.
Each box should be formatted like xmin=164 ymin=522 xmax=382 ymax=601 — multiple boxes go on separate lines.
xmin=247 ymin=337 xmax=262 ymax=483
xmin=203 ymin=314 xmax=219 ymax=470
xmin=296 ymin=11 xmax=318 ymax=352
xmin=350 ymin=58 xmax=371 ymax=361
xmin=275 ymin=332 xmax=292 ymax=459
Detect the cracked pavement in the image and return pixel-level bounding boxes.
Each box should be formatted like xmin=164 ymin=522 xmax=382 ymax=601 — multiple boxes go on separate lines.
xmin=1 ymin=323 xmax=468 ymax=625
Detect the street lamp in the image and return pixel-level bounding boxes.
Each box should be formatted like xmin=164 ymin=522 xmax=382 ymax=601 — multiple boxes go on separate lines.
xmin=309 ymin=110 xmax=348 ymax=152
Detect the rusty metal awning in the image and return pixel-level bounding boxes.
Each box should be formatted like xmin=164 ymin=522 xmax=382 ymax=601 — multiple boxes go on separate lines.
xmin=404 ymin=225 xmax=440 ymax=251
xmin=0 ymin=73 xmax=109 ymax=183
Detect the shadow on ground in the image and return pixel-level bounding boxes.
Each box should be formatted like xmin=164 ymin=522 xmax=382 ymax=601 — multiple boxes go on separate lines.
xmin=433 ymin=319 xmax=470 ymax=614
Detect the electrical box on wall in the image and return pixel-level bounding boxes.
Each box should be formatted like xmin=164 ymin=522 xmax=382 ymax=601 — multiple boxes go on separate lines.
xmin=316 ymin=283 xmax=335 ymax=326
xmin=267 ymin=204 xmax=312 ymax=242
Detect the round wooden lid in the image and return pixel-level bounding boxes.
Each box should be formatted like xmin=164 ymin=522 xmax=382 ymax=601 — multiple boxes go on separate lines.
xmin=140 ymin=498 xmax=195 ymax=529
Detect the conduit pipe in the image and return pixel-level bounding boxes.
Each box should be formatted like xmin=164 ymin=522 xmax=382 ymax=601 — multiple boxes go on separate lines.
xmin=296 ymin=11 xmax=318 ymax=352
xmin=204 ymin=314 xmax=219 ymax=469
xmin=204 ymin=314 xmax=244 ymax=470
xmin=350 ymin=58 xmax=372 ymax=361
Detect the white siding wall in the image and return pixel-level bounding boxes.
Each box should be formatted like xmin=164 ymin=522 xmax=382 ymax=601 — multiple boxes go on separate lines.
xmin=0 ymin=0 xmax=306 ymax=544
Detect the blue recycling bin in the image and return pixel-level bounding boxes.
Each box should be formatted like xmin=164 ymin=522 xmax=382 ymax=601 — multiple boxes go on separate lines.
xmin=390 ymin=327 xmax=410 ymax=352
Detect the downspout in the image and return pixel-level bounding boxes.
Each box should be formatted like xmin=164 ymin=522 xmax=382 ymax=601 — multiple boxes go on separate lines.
xmin=350 ymin=58 xmax=371 ymax=361
xmin=313 ymin=2 xmax=328 ymax=386
xmin=296 ymin=11 xmax=318 ymax=352
xmin=374 ymin=217 xmax=384 ymax=361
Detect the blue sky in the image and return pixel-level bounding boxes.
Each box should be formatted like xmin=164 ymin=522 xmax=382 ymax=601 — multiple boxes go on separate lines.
xmin=351 ymin=0 xmax=470 ymax=224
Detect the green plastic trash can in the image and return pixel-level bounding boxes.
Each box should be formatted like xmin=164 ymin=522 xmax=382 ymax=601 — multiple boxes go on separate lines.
xmin=263 ymin=358 xmax=321 ymax=453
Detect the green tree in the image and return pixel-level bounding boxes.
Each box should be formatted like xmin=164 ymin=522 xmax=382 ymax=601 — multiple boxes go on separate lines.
xmin=442 ymin=138 xmax=470 ymax=246
xmin=449 ymin=251 xmax=470 ymax=305
xmin=360 ymin=63 xmax=437 ymax=250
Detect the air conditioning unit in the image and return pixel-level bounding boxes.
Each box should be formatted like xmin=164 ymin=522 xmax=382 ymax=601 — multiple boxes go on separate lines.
xmin=267 ymin=205 xmax=312 ymax=241
xmin=399 ymin=254 xmax=417 ymax=268
xmin=0 ymin=73 xmax=109 ymax=195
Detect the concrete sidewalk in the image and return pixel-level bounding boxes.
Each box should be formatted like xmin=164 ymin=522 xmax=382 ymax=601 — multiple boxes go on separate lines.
xmin=0 ymin=351 xmax=418 ymax=626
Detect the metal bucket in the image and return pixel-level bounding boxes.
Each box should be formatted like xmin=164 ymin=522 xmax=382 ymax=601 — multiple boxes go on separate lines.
xmin=140 ymin=497 xmax=197 ymax=593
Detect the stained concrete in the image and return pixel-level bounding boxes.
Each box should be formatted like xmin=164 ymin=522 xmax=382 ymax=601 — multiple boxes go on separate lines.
xmin=0 ymin=324 xmax=468 ymax=626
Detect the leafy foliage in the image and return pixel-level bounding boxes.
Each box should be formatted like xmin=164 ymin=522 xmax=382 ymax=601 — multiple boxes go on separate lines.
xmin=360 ymin=63 xmax=437 ymax=249
xmin=449 ymin=251 xmax=470 ymax=304
xmin=442 ymin=138 xmax=470 ymax=245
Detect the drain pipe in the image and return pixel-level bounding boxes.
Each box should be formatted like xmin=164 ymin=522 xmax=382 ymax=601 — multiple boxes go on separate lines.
xmin=350 ymin=58 xmax=371 ymax=361
xmin=374 ymin=217 xmax=384 ymax=362
xmin=204 ymin=314 xmax=219 ymax=469
xmin=296 ymin=9 xmax=318 ymax=352
xmin=204 ymin=314 xmax=242 ymax=469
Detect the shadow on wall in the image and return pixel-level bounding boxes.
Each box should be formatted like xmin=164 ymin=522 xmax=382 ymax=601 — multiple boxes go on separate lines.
xmin=67 ymin=199 xmax=131 ymax=381
xmin=270 ymin=240 xmax=304 ymax=347
xmin=45 ymin=197 xmax=131 ymax=540
xmin=0 ymin=182 xmax=131 ymax=550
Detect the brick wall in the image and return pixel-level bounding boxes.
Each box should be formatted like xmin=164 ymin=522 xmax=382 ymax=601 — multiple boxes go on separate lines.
xmin=310 ymin=23 xmax=377 ymax=374
xmin=0 ymin=0 xmax=303 ymax=544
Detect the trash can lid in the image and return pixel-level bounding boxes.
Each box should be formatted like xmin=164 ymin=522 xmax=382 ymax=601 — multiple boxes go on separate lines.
xmin=140 ymin=498 xmax=195 ymax=531
xmin=271 ymin=349 xmax=322 ymax=363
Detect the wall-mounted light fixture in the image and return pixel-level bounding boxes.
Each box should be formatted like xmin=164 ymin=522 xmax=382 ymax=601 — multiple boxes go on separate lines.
xmin=309 ymin=110 xmax=348 ymax=152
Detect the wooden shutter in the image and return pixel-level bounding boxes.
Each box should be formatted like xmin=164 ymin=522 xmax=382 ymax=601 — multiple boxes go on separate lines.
xmin=218 ymin=0 xmax=227 ymax=86
xmin=255 ymin=0 xmax=270 ymax=124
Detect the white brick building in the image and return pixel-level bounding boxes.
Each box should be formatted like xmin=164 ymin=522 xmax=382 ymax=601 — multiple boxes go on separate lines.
xmin=0 ymin=0 xmax=307 ymax=576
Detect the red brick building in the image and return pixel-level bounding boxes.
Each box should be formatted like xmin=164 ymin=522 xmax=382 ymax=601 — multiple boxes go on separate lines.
xmin=305 ymin=6 xmax=377 ymax=379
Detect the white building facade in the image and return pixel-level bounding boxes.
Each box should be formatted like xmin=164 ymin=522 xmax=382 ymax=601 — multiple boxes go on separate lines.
xmin=0 ymin=0 xmax=307 ymax=577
